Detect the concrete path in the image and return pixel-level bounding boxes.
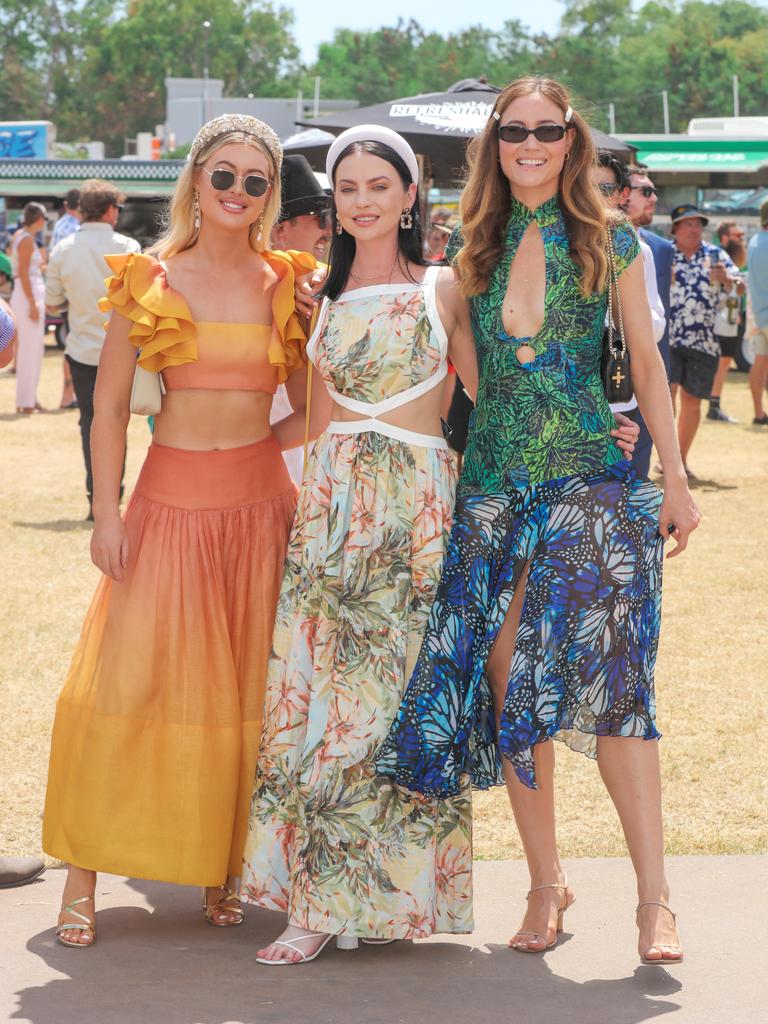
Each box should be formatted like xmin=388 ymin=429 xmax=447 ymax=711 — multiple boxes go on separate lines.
xmin=1 ymin=856 xmax=765 ymax=1024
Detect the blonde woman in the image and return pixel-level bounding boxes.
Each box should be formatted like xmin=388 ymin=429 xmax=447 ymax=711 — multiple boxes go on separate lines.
xmin=43 ymin=115 xmax=314 ymax=947
xmin=378 ymin=78 xmax=700 ymax=966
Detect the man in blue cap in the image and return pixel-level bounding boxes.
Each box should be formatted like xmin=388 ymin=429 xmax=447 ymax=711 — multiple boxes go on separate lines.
xmin=668 ymin=203 xmax=742 ymax=477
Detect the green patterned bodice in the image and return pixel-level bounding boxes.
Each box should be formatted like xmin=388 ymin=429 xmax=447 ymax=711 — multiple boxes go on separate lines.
xmin=448 ymin=195 xmax=639 ymax=494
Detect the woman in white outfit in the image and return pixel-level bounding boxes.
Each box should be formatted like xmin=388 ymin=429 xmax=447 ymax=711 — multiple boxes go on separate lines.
xmin=10 ymin=202 xmax=48 ymax=413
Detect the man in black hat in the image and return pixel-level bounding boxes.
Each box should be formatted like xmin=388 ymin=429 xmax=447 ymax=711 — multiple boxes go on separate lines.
xmin=271 ymin=155 xmax=331 ymax=262
xmin=668 ymin=203 xmax=742 ymax=477
xmin=269 ymin=156 xmax=330 ymax=485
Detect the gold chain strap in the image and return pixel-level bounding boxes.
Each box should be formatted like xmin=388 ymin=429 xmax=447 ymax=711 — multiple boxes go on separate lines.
xmin=606 ymin=230 xmax=627 ymax=357
xmin=303 ymin=360 xmax=313 ymax=475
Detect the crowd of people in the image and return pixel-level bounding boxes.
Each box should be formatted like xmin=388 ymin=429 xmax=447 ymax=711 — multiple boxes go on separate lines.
xmin=1 ymin=70 xmax=764 ymax=971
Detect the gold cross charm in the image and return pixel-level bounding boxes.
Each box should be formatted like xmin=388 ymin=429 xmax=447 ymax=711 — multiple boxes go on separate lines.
xmin=612 ymin=368 xmax=625 ymax=386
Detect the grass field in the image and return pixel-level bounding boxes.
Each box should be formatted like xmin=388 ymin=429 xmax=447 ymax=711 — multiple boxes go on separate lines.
xmin=1 ymin=347 xmax=766 ymax=862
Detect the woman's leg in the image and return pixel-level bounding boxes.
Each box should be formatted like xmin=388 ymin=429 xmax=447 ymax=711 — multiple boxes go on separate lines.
xmin=58 ymin=865 xmax=97 ymax=945
xmin=203 ymin=875 xmax=245 ymax=926
xmin=486 ymin=566 xmax=572 ymax=950
xmin=597 ymin=736 xmax=682 ymax=960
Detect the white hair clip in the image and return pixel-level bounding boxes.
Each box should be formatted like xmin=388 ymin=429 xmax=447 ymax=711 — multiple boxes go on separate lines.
xmin=564 ymin=106 xmax=573 ymax=123
xmin=492 ymin=110 xmax=500 ymax=121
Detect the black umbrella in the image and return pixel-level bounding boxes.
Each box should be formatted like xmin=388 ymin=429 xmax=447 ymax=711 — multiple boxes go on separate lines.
xmin=292 ymin=79 xmax=634 ymax=188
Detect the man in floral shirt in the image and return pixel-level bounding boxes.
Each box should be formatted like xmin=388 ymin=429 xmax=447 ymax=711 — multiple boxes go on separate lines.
xmin=669 ymin=204 xmax=742 ymax=476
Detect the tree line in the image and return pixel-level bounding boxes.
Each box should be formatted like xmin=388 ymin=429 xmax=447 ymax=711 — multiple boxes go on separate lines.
xmin=2 ymin=0 xmax=767 ymax=156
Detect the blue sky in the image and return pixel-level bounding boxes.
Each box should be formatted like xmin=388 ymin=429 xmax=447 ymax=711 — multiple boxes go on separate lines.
xmin=288 ymin=1 xmax=565 ymax=63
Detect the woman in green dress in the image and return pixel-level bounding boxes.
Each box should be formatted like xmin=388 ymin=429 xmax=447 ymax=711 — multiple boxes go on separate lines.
xmin=378 ymin=77 xmax=700 ymax=967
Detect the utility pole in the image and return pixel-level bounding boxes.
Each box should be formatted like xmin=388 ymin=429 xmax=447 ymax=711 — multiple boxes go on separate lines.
xmin=313 ymin=76 xmax=321 ymax=118
xmin=202 ymin=19 xmax=211 ymax=127
xmin=608 ymin=102 xmax=616 ymax=135
xmin=733 ymin=74 xmax=740 ymax=117
xmin=662 ymin=90 xmax=670 ymax=134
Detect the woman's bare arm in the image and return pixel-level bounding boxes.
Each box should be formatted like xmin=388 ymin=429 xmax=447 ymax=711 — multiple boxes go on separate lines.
xmin=272 ymin=364 xmax=332 ymax=451
xmin=90 ymin=312 xmax=136 ymax=581
xmin=16 ymin=236 xmax=39 ymax=322
xmin=437 ymin=267 xmax=478 ymax=401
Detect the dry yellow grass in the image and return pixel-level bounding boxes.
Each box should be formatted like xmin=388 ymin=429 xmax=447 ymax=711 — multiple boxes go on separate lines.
xmin=1 ymin=348 xmax=766 ymax=861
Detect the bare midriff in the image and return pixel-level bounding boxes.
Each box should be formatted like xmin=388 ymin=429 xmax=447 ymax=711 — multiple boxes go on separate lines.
xmin=152 ymin=390 xmax=275 ymax=451
xmin=330 ymin=386 xmax=444 ymax=439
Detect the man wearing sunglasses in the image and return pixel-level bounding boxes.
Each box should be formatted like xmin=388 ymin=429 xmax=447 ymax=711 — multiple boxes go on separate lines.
xmin=593 ymin=152 xmax=665 ymax=478
xmin=46 ymin=179 xmax=140 ymax=518
xmin=269 ymin=155 xmax=332 ymax=484
xmin=624 ymin=167 xmax=673 ymax=380
xmin=271 ymin=155 xmax=331 ymax=262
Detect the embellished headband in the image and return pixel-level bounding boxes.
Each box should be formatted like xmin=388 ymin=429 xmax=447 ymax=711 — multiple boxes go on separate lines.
xmin=326 ymin=124 xmax=419 ymax=185
xmin=491 ymin=104 xmax=574 ymax=124
xmin=189 ymin=114 xmax=282 ymax=169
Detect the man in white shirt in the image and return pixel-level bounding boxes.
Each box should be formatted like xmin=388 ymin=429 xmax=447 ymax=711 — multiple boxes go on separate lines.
xmin=593 ymin=153 xmax=666 ymax=478
xmin=46 ymin=179 xmax=140 ymax=518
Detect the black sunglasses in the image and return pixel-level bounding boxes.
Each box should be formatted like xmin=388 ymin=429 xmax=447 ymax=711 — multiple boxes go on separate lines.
xmin=598 ymin=182 xmax=620 ymax=197
xmin=115 ymin=203 xmax=124 ymax=212
xmin=630 ymin=185 xmax=658 ymax=198
xmin=202 ymin=166 xmax=272 ymax=198
xmin=497 ymin=123 xmax=570 ymax=144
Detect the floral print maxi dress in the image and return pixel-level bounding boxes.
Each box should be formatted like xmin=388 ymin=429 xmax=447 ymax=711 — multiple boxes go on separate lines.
xmin=241 ymin=273 xmax=473 ymax=939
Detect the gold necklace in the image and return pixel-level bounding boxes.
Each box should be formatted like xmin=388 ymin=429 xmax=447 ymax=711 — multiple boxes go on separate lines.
xmin=349 ymin=254 xmax=399 ymax=284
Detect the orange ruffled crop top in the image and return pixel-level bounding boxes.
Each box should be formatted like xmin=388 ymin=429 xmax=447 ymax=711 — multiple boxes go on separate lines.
xmin=99 ymin=249 xmax=317 ymax=392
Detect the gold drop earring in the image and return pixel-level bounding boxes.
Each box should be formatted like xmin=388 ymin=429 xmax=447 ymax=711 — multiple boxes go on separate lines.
xmin=193 ymin=189 xmax=201 ymax=230
xmin=335 ymin=214 xmax=343 ymax=235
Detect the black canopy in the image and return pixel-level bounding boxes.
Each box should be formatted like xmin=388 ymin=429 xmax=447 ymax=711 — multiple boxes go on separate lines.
xmin=291 ymin=79 xmax=635 ymax=188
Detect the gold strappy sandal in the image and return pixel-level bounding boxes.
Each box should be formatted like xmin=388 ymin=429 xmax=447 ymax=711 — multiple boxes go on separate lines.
xmin=509 ymin=877 xmax=575 ymax=953
xmin=636 ymin=900 xmax=684 ymax=966
xmin=56 ymin=895 xmax=96 ymax=948
xmin=202 ymin=885 xmax=244 ymax=927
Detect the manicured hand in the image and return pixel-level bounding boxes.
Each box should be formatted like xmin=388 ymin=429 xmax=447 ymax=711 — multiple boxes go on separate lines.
xmin=658 ymin=483 xmax=701 ymax=558
xmin=90 ymin=512 xmax=130 ymax=582
xmin=611 ymin=411 xmax=640 ymax=459
xmin=294 ymin=268 xmax=327 ymax=317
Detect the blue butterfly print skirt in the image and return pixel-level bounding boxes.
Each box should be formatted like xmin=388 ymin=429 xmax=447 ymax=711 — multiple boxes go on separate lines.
xmin=376 ymin=461 xmax=665 ymax=795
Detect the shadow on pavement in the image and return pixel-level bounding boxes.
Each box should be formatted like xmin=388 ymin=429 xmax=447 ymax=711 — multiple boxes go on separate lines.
xmin=13 ymin=520 xmax=92 ymax=532
xmin=16 ymin=878 xmax=682 ymax=1024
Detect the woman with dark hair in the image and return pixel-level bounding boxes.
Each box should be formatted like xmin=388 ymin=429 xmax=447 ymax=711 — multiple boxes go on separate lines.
xmin=377 ymin=77 xmax=699 ymax=967
xmin=10 ymin=201 xmax=48 ymax=412
xmin=240 ymin=124 xmax=481 ymax=964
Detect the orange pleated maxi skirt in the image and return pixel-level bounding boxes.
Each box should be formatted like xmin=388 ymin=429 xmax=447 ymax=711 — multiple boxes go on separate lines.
xmin=43 ymin=436 xmax=296 ymax=886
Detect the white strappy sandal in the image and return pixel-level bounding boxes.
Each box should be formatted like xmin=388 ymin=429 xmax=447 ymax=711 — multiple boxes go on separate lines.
xmin=255 ymin=930 xmax=358 ymax=965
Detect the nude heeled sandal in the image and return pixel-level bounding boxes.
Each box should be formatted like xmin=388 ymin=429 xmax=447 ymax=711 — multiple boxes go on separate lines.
xmin=202 ymin=885 xmax=244 ymax=927
xmin=509 ymin=877 xmax=575 ymax=953
xmin=636 ymin=900 xmax=684 ymax=966
xmin=56 ymin=895 xmax=96 ymax=948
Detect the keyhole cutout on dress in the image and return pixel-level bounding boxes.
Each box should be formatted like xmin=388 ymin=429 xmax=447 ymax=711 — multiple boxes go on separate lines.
xmin=502 ymin=221 xmax=546 ymax=364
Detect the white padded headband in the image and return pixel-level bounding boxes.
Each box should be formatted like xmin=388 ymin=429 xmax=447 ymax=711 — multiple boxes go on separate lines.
xmin=326 ymin=125 xmax=419 ymax=185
